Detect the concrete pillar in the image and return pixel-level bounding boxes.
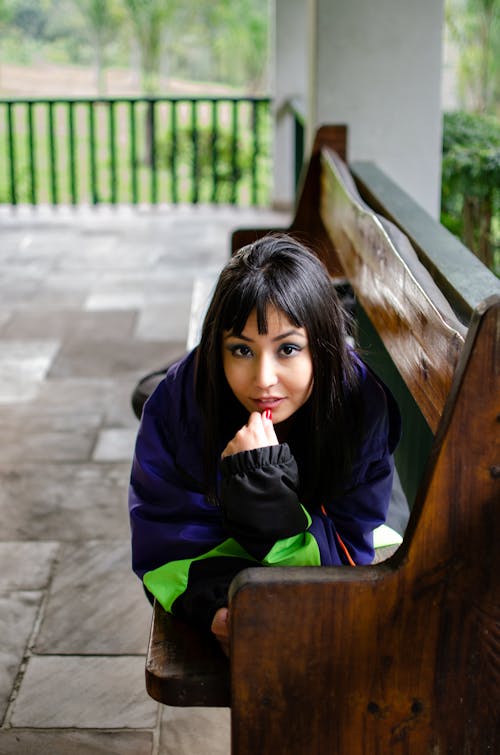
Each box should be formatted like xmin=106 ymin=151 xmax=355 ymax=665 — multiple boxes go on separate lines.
xmin=272 ymin=0 xmax=308 ymax=210
xmin=308 ymin=0 xmax=445 ymax=217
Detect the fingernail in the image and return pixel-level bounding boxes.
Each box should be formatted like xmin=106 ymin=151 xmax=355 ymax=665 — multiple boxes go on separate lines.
xmin=264 ymin=409 xmax=272 ymax=421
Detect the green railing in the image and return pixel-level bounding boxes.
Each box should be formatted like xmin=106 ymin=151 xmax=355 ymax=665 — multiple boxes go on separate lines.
xmin=0 ymin=96 xmax=271 ymax=207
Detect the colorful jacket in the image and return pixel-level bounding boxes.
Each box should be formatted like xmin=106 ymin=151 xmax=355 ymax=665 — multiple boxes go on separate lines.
xmin=128 ymin=349 xmax=400 ymax=630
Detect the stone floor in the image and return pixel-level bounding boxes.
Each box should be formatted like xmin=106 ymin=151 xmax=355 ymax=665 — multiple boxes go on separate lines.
xmin=0 ymin=202 xmax=290 ymax=754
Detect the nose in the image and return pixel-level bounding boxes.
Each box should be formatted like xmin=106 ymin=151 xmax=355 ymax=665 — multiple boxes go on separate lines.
xmin=254 ymin=353 xmax=278 ymax=389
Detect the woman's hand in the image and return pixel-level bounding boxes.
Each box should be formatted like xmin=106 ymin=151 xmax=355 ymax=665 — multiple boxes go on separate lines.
xmin=221 ymin=411 xmax=278 ymax=458
xmin=211 ymin=606 xmax=230 ymax=656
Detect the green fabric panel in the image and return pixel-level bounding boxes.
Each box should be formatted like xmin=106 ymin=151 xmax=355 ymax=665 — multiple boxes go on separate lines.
xmin=262 ymin=507 xmax=321 ymax=566
xmin=356 ymin=305 xmax=434 ymax=508
xmin=262 ymin=531 xmax=321 ymax=566
xmin=143 ymin=538 xmax=256 ymax=613
xmin=143 ymin=509 xmax=321 ymax=612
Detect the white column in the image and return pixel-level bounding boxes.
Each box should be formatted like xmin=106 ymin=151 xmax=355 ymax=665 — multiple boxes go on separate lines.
xmin=272 ymin=0 xmax=308 ymax=210
xmin=307 ymin=0 xmax=445 ymax=218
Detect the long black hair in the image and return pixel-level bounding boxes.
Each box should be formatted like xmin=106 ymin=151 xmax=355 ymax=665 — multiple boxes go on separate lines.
xmin=195 ymin=234 xmax=362 ymax=507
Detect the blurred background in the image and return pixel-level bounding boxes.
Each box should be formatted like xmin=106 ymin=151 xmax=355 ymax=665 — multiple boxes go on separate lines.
xmin=0 ymin=0 xmax=498 ymax=274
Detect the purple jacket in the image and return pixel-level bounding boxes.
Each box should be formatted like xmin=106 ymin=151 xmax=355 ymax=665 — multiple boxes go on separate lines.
xmin=129 ymin=349 xmax=400 ymax=629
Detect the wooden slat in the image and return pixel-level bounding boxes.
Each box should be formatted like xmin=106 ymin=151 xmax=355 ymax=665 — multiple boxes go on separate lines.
xmin=320 ymin=148 xmax=466 ymax=433
xmin=145 ymin=602 xmax=230 ymax=707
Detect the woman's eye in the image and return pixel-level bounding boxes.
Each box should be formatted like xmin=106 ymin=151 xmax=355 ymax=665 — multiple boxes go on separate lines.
xmin=279 ymin=344 xmax=300 ymax=357
xmin=229 ymin=344 xmax=252 ymax=358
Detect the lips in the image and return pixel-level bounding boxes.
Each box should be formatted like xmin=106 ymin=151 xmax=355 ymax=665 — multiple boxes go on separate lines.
xmin=252 ymin=397 xmax=284 ymax=410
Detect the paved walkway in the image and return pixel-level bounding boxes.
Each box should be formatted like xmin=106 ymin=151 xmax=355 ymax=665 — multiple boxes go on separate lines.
xmin=0 ymin=203 xmax=289 ymax=754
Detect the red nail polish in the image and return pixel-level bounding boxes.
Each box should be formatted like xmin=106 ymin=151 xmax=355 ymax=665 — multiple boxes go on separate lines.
xmin=264 ymin=409 xmax=272 ymax=421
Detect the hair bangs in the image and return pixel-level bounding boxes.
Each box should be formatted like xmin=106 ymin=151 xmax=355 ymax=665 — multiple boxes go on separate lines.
xmin=222 ymin=273 xmax=306 ymax=338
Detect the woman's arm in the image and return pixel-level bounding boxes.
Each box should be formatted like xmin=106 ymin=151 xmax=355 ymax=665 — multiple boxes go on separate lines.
xmin=129 ymin=370 xmax=256 ymax=631
xmin=219 ymin=368 xmax=400 ymax=567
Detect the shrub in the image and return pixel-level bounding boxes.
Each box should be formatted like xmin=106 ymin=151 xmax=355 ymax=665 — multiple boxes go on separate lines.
xmin=441 ymin=111 xmax=500 ymax=274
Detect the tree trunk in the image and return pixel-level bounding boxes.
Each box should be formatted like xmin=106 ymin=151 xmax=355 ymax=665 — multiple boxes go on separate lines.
xmin=477 ymin=196 xmax=493 ymax=270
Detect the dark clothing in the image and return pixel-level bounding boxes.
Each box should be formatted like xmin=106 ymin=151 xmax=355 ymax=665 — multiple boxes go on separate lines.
xmin=129 ymin=349 xmax=400 ymax=630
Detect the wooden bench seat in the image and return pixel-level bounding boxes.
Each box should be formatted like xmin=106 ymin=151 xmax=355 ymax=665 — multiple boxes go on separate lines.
xmin=145 ymin=125 xmax=500 ymax=754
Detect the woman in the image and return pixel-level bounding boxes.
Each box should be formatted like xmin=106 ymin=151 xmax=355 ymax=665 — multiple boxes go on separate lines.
xmin=129 ymin=234 xmax=401 ymax=652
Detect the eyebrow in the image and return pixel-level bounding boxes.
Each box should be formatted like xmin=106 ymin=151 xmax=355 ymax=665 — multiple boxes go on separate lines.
xmin=224 ymin=329 xmax=306 ymax=343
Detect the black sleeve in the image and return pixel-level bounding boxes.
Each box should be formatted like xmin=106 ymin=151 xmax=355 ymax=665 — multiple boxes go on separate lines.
xmin=172 ymin=444 xmax=308 ymax=630
xmin=171 ymin=556 xmax=256 ymax=631
xmin=220 ymin=443 xmax=308 ymax=558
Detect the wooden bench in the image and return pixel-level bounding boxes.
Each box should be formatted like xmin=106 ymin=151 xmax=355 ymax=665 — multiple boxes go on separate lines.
xmin=145 ymin=125 xmax=500 ymax=753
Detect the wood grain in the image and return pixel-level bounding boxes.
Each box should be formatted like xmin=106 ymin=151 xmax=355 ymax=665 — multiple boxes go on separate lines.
xmin=320 ymin=148 xmax=466 ymax=432
xmin=230 ymin=298 xmax=499 ymax=754
xmin=145 ymin=604 xmax=230 ymax=707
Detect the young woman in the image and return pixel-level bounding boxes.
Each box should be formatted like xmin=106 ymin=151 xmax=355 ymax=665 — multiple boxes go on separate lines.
xmin=128 ymin=234 xmax=401 ymax=652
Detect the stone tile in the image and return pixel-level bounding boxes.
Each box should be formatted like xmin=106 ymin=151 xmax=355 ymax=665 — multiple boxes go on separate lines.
xmin=10 ymin=656 xmax=158 ymax=728
xmin=7 ymin=272 xmax=90 ymax=310
xmin=159 ymin=706 xmax=230 ymax=755
xmin=0 ymin=340 xmax=60 ymax=403
xmin=85 ymin=291 xmax=146 ymax=311
xmin=29 ymin=377 xmax=137 ymax=427
xmin=0 ymin=275 xmax=40 ymax=305
xmin=92 ymin=428 xmax=137 ymax=462
xmin=0 ymin=462 xmax=130 ymax=541
xmin=35 ymin=541 xmax=151 ymax=655
xmin=0 ymin=730 xmax=154 ymax=755
xmin=1 ymin=309 xmax=137 ymax=341
xmin=0 ymin=542 xmax=59 ymax=590
xmin=0 ymin=340 xmax=59 ymax=378
xmin=103 ymin=378 xmax=142 ymax=428
xmin=0 ymin=413 xmax=97 ymax=463
xmin=0 ymin=310 xmax=12 ymax=332
xmin=134 ymin=301 xmax=191 ymax=342
xmin=48 ymin=339 xmax=185 ymax=379
xmin=84 ymin=272 xmax=194 ymax=312
xmin=20 ymin=270 xmax=98 ymax=310
xmin=0 ymin=592 xmax=42 ymax=723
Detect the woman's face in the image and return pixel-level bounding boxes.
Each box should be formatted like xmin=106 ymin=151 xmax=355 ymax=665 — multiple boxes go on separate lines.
xmin=222 ymin=306 xmax=313 ymax=424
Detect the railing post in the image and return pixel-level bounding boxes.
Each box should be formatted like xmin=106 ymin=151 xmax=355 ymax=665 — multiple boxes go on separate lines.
xmin=7 ymin=102 xmax=17 ymax=206
xmin=68 ymin=102 xmax=77 ymax=205
xmin=170 ymin=100 xmax=178 ymax=204
xmin=231 ymin=100 xmax=238 ymax=205
xmin=0 ymin=95 xmax=271 ymax=208
xmin=211 ymin=100 xmax=218 ymax=203
xmin=129 ymin=100 xmax=138 ymax=205
xmin=148 ymin=100 xmax=157 ymax=205
xmin=47 ymin=101 xmax=58 ymax=206
xmin=27 ymin=102 xmax=37 ymax=206
xmin=191 ymin=100 xmax=198 ymax=204
xmin=88 ymin=101 xmax=98 ymax=205
xmin=108 ymin=100 xmax=117 ymax=204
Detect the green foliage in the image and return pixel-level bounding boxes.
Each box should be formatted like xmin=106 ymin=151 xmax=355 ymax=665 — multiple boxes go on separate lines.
xmin=441 ymin=111 xmax=500 ymax=273
xmin=122 ymin=0 xmax=179 ymax=94
xmin=0 ymin=0 xmax=270 ymax=94
xmin=155 ymin=118 xmax=271 ymax=204
xmin=445 ymin=0 xmax=500 ymax=114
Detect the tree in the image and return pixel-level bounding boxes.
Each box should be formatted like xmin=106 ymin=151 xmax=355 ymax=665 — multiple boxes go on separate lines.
xmin=121 ymin=0 xmax=178 ymax=94
xmin=441 ymin=111 xmax=500 ymax=271
xmin=446 ymin=0 xmax=500 ymax=114
xmin=189 ymin=0 xmax=270 ymax=91
xmin=72 ymin=0 xmax=124 ymax=95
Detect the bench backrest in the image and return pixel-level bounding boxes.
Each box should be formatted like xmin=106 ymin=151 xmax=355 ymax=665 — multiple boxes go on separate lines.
xmin=229 ymin=126 xmax=500 ymax=754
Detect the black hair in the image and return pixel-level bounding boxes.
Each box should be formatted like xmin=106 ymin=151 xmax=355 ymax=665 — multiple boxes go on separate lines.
xmin=195 ymin=234 xmax=362 ymax=507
